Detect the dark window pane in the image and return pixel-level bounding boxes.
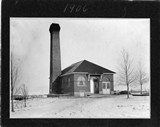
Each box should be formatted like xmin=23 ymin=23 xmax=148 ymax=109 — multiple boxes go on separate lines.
xmin=107 ymin=83 xmax=110 ymax=88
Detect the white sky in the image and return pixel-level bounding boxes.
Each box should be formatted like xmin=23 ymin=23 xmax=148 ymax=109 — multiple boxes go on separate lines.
xmin=10 ymin=18 xmax=150 ymax=94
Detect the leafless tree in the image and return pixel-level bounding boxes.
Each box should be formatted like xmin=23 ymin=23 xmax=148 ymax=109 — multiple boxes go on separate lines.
xmin=11 ymin=52 xmax=21 ymax=112
xmin=21 ymin=84 xmax=29 ymax=107
xmin=137 ymin=62 xmax=149 ymax=94
xmin=117 ymin=49 xmax=137 ymax=99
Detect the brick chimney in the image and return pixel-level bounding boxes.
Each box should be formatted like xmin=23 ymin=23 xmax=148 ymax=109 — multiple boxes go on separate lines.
xmin=49 ymin=23 xmax=61 ymax=94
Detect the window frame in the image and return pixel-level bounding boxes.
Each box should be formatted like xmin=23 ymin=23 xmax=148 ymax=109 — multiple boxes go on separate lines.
xmin=102 ymin=81 xmax=110 ymax=89
xmin=77 ymin=75 xmax=86 ymax=87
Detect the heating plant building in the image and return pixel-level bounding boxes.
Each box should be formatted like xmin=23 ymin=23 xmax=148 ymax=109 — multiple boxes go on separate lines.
xmin=49 ymin=23 xmax=115 ymax=97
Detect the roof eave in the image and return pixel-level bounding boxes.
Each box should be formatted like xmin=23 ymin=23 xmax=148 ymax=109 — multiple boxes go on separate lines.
xmin=103 ymin=72 xmax=116 ymax=74
xmin=60 ymin=72 xmax=88 ymax=77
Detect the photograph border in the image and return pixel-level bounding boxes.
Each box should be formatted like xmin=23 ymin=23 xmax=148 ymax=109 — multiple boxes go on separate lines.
xmin=2 ymin=0 xmax=160 ymax=127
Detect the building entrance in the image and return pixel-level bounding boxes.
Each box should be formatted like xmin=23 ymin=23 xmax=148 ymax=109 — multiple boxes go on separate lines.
xmin=90 ymin=76 xmax=100 ymax=94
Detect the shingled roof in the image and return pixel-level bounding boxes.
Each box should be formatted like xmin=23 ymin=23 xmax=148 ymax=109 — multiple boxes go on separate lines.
xmin=61 ymin=60 xmax=115 ymax=76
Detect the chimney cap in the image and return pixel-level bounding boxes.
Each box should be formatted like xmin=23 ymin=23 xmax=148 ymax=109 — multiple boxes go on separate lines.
xmin=49 ymin=23 xmax=60 ymax=33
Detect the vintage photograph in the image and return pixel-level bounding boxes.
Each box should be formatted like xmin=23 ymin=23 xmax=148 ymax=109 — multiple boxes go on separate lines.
xmin=10 ymin=18 xmax=150 ymax=118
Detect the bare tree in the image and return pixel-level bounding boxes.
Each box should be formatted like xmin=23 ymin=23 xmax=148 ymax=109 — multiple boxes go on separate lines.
xmin=137 ymin=62 xmax=149 ymax=95
xmin=11 ymin=52 xmax=21 ymax=112
xmin=21 ymin=84 xmax=28 ymax=107
xmin=117 ymin=49 xmax=136 ymax=99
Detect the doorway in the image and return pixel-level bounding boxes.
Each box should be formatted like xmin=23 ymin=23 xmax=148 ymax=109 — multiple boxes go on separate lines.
xmin=94 ymin=78 xmax=99 ymax=93
xmin=90 ymin=77 xmax=99 ymax=94
xmin=102 ymin=82 xmax=110 ymax=94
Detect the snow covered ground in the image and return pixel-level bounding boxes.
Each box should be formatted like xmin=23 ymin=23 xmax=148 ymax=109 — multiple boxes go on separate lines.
xmin=10 ymin=95 xmax=150 ymax=118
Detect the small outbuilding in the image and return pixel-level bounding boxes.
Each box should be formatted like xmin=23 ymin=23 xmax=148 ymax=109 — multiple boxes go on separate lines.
xmin=60 ymin=60 xmax=115 ymax=96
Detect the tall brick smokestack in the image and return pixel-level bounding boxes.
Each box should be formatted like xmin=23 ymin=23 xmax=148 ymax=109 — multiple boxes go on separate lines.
xmin=49 ymin=23 xmax=61 ymax=94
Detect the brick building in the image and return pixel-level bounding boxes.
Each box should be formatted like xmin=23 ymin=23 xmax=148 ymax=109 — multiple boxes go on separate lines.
xmin=49 ymin=23 xmax=115 ymax=96
xmin=60 ymin=60 xmax=115 ymax=96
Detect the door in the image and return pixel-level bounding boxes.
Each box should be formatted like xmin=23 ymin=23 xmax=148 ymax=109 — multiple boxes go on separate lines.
xmin=90 ymin=78 xmax=94 ymax=94
xmin=106 ymin=82 xmax=110 ymax=94
xmin=102 ymin=82 xmax=110 ymax=94
xmin=94 ymin=79 xmax=99 ymax=93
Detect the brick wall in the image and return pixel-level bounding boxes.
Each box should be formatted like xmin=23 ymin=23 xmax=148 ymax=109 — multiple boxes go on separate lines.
xmin=49 ymin=24 xmax=61 ymax=94
xmin=60 ymin=74 xmax=74 ymax=95
xmin=60 ymin=73 xmax=114 ymax=96
xmin=74 ymin=74 xmax=90 ymax=96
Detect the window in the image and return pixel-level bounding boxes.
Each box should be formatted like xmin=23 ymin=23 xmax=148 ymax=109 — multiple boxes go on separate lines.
xmin=102 ymin=76 xmax=111 ymax=82
xmin=77 ymin=76 xmax=86 ymax=86
xmin=103 ymin=83 xmax=106 ymax=89
xmin=80 ymin=81 xmax=83 ymax=85
xmin=102 ymin=82 xmax=110 ymax=89
xmin=107 ymin=82 xmax=110 ymax=89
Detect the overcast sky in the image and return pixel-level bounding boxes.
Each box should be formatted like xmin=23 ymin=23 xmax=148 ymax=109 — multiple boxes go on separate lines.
xmin=10 ymin=18 xmax=150 ymax=94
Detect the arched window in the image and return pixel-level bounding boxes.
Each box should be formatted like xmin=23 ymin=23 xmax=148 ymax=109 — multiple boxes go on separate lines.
xmin=102 ymin=77 xmax=110 ymax=82
xmin=77 ymin=76 xmax=86 ymax=86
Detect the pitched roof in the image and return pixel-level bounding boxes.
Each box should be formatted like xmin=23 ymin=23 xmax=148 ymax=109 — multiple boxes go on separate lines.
xmin=61 ymin=60 xmax=83 ymax=75
xmin=61 ymin=60 xmax=115 ymax=76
